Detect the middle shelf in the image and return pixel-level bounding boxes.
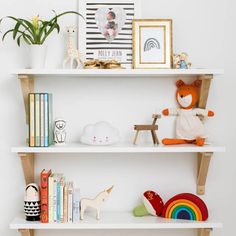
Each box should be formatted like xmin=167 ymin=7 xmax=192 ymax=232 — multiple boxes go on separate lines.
xmin=12 ymin=143 xmax=225 ymax=154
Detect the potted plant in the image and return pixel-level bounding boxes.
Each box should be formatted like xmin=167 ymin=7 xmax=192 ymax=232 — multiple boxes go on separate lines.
xmin=0 ymin=11 xmax=83 ymax=68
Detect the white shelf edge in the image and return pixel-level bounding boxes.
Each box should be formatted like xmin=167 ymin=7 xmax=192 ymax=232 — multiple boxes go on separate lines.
xmin=10 ymin=212 xmax=223 ymax=230
xmin=11 ymin=143 xmax=226 ymax=154
xmin=11 ymin=68 xmax=224 ymax=77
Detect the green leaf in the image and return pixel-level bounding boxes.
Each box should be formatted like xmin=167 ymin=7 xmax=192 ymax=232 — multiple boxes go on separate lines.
xmin=17 ymin=35 xmax=22 ymax=46
xmin=13 ymin=21 xmax=21 ymax=39
xmin=2 ymin=29 xmax=14 ymax=41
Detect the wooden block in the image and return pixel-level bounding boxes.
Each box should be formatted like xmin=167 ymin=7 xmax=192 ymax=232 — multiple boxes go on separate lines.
xmin=19 ymin=153 xmax=35 ymax=185
xmin=198 ymin=75 xmax=213 ymax=109
xmin=19 ymin=229 xmax=34 ymax=236
xmin=198 ymin=228 xmax=211 ymax=236
xmin=197 ymin=152 xmax=213 ymax=195
xmin=134 ymin=125 xmax=158 ymax=131
xmin=19 ymin=75 xmax=34 ymax=125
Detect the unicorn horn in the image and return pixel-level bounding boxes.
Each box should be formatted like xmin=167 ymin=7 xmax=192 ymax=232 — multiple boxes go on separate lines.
xmin=106 ymin=186 xmax=114 ymax=194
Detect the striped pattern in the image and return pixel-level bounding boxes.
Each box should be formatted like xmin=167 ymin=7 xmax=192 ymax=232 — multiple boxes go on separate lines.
xmin=85 ymin=2 xmax=135 ymax=67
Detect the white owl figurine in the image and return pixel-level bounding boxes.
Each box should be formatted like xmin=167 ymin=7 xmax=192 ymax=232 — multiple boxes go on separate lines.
xmin=54 ymin=118 xmax=67 ymax=145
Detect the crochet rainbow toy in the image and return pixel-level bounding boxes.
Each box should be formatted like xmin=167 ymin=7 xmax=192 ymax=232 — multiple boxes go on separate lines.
xmin=133 ymin=191 xmax=208 ymax=222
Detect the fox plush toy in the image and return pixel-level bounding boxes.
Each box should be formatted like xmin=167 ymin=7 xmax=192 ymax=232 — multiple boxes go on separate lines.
xmin=162 ymin=80 xmax=214 ymax=146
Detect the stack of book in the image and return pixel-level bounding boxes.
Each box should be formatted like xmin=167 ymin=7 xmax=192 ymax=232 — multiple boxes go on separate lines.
xmin=28 ymin=93 xmax=53 ymax=147
xmin=40 ymin=170 xmax=80 ymax=223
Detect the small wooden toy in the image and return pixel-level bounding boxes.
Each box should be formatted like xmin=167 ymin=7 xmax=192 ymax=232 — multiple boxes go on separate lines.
xmin=54 ymin=118 xmax=67 ymax=145
xmin=133 ymin=114 xmax=161 ymax=145
xmin=24 ymin=183 xmax=40 ymax=221
xmin=133 ymin=190 xmax=208 ymax=221
xmin=173 ymin=52 xmax=192 ymax=69
xmin=80 ymin=186 xmax=114 ymax=220
xmin=63 ymin=26 xmax=83 ymax=69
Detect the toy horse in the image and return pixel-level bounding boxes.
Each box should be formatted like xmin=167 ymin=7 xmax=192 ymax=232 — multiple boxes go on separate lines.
xmin=80 ymin=186 xmax=113 ymax=220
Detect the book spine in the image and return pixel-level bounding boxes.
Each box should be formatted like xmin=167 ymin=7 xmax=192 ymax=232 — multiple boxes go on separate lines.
xmin=53 ymin=176 xmax=57 ymax=223
xmin=73 ymin=188 xmax=80 ymax=223
xmin=63 ymin=184 xmax=68 ymax=223
xmin=40 ymin=170 xmax=51 ymax=223
xmin=35 ymin=94 xmax=40 ymax=147
xmin=56 ymin=178 xmax=60 ymax=223
xmin=29 ymin=94 xmax=35 ymax=147
xmin=68 ymin=183 xmax=73 ymax=223
xmin=48 ymin=94 xmax=53 ymax=145
xmin=48 ymin=174 xmax=54 ymax=223
xmin=40 ymin=94 xmax=45 ymax=147
xmin=60 ymin=178 xmax=64 ymax=223
xmin=44 ymin=94 xmax=49 ymax=147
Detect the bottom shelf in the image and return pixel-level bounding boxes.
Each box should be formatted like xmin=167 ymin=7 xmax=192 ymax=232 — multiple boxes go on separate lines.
xmin=10 ymin=212 xmax=222 ymax=230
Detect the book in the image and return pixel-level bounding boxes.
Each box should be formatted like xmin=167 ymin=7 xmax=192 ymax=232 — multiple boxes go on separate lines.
xmin=48 ymin=173 xmax=54 ymax=223
xmin=28 ymin=94 xmax=35 ymax=147
xmin=68 ymin=182 xmax=73 ymax=223
xmin=44 ymin=94 xmax=49 ymax=147
xmin=48 ymin=94 xmax=53 ymax=146
xmin=56 ymin=174 xmax=63 ymax=223
xmin=73 ymin=188 xmax=80 ymax=223
xmin=35 ymin=94 xmax=40 ymax=147
xmin=40 ymin=94 xmax=45 ymax=147
xmin=52 ymin=174 xmax=57 ymax=223
xmin=40 ymin=169 xmax=52 ymax=223
xmin=60 ymin=177 xmax=65 ymax=223
xmin=63 ymin=183 xmax=69 ymax=223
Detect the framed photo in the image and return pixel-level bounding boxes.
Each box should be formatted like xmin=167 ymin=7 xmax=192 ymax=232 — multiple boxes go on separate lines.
xmin=132 ymin=19 xmax=173 ymax=69
xmin=78 ymin=0 xmax=141 ymax=68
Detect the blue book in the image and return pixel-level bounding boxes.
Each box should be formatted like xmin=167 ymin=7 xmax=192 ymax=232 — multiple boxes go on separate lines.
xmin=44 ymin=94 xmax=49 ymax=147
xmin=35 ymin=94 xmax=40 ymax=147
xmin=56 ymin=175 xmax=62 ymax=223
xmin=73 ymin=188 xmax=80 ymax=222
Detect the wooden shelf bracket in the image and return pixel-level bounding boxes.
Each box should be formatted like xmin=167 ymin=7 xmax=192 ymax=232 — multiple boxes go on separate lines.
xmin=198 ymin=228 xmax=212 ymax=236
xmin=19 ymin=229 xmax=34 ymax=236
xmin=18 ymin=74 xmax=35 ymax=125
xmin=197 ymin=152 xmax=213 ymax=195
xmin=19 ymin=153 xmax=35 ymax=185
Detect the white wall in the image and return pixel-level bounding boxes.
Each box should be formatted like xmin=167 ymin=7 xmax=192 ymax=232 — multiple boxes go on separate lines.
xmin=0 ymin=0 xmax=235 ymax=236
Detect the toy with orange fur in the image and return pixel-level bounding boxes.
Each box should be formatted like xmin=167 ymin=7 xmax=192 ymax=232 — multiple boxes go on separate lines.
xmin=162 ymin=80 xmax=214 ymax=146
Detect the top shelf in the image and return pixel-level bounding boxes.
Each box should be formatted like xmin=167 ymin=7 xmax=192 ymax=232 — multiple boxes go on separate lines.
xmin=12 ymin=69 xmax=224 ymax=78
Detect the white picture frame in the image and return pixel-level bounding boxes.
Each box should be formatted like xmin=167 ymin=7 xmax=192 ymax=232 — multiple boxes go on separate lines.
xmin=133 ymin=19 xmax=173 ymax=69
xmin=78 ymin=0 xmax=141 ymax=69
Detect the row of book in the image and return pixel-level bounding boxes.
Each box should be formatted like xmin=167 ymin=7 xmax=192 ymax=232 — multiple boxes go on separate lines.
xmin=28 ymin=93 xmax=53 ymax=147
xmin=40 ymin=170 xmax=80 ymax=223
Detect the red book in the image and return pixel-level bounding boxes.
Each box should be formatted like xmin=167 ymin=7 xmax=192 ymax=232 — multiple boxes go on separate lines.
xmin=40 ymin=169 xmax=52 ymax=223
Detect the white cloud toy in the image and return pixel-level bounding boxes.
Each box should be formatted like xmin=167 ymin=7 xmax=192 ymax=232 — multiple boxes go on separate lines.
xmin=80 ymin=121 xmax=120 ymax=146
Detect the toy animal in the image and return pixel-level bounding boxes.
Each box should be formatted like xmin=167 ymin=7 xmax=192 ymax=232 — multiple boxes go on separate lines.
xmin=173 ymin=52 xmax=191 ymax=69
xmin=80 ymin=186 xmax=113 ymax=220
xmin=133 ymin=190 xmax=208 ymax=221
xmin=54 ymin=118 xmax=66 ymax=145
xmin=24 ymin=183 xmax=40 ymax=221
xmin=162 ymin=80 xmax=214 ymax=146
xmin=63 ymin=26 xmax=83 ymax=69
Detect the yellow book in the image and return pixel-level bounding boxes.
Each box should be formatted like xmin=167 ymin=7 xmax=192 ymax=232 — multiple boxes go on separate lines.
xmin=29 ymin=94 xmax=35 ymax=147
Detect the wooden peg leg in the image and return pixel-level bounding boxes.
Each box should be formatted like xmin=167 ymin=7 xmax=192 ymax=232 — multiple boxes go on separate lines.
xmin=19 ymin=153 xmax=35 ymax=185
xmin=19 ymin=229 xmax=34 ymax=236
xmin=153 ymin=131 xmax=159 ymax=144
xmin=133 ymin=131 xmax=140 ymax=145
xmin=197 ymin=152 xmax=213 ymax=195
xmin=198 ymin=228 xmax=211 ymax=236
xmin=151 ymin=130 xmax=156 ymax=144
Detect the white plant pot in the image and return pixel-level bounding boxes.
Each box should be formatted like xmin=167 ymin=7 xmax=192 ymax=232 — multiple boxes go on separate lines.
xmin=29 ymin=45 xmax=46 ymax=69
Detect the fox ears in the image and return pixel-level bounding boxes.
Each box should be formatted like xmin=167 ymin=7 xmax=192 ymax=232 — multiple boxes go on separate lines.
xmin=176 ymin=79 xmax=202 ymax=88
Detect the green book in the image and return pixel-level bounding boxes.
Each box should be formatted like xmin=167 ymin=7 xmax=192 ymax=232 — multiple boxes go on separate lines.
xmin=35 ymin=94 xmax=40 ymax=147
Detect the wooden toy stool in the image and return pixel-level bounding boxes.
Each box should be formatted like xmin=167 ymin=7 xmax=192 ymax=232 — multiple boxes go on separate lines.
xmin=133 ymin=114 xmax=161 ymax=145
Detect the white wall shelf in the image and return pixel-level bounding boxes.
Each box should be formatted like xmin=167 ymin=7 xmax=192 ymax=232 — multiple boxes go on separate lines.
xmin=12 ymin=68 xmax=224 ymax=78
xmin=10 ymin=212 xmax=222 ymax=230
xmin=12 ymin=143 xmax=225 ymax=154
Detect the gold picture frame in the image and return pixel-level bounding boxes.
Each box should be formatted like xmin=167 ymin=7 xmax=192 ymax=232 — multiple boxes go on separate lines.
xmin=132 ymin=19 xmax=173 ymax=69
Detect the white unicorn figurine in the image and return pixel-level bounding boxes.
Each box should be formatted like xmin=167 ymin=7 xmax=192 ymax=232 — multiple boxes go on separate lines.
xmin=63 ymin=26 xmax=83 ymax=69
xmin=80 ymin=186 xmax=114 ymax=220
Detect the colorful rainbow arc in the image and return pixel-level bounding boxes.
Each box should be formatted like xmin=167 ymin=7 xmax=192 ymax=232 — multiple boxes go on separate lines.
xmin=162 ymin=193 xmax=208 ymax=221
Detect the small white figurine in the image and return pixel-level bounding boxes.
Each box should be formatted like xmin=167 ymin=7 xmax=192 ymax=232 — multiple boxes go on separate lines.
xmin=54 ymin=118 xmax=67 ymax=145
xmin=24 ymin=183 xmax=40 ymax=221
xmin=81 ymin=186 xmax=113 ymax=220
xmin=63 ymin=26 xmax=83 ymax=69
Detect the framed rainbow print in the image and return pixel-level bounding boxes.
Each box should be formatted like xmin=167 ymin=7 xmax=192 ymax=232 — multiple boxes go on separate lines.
xmin=78 ymin=0 xmax=141 ymax=69
xmin=132 ymin=19 xmax=173 ymax=69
